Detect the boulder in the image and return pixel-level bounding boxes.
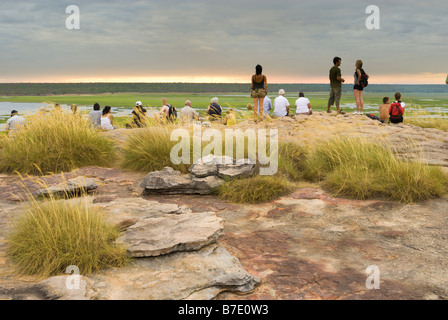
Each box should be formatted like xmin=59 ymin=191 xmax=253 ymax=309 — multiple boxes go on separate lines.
xmin=218 ymin=163 xmax=256 ymax=180
xmin=37 ymin=177 xmax=98 ymax=197
xmin=116 ymin=212 xmax=224 ymax=257
xmin=140 ymin=167 xmax=224 ymax=195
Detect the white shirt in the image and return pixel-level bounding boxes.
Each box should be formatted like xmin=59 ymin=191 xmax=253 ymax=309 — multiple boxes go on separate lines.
xmin=295 ymin=97 xmax=311 ymax=114
xmin=273 ymin=96 xmax=290 ymax=117
xmin=6 ymin=115 xmax=26 ymax=132
xmin=179 ymin=106 xmax=199 ymax=124
xmin=394 ymin=101 xmax=406 ymax=109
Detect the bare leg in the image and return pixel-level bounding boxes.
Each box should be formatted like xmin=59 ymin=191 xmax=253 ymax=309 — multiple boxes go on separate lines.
xmin=354 ymin=90 xmax=361 ymax=112
xmin=259 ymin=97 xmax=265 ymax=118
xmin=253 ymin=98 xmax=259 ymax=117
xmin=360 ymin=91 xmax=364 ymax=113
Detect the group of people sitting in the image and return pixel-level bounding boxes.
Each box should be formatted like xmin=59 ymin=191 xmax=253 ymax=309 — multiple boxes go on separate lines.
xmin=366 ymin=92 xmax=406 ymax=124
xmin=256 ymin=89 xmax=313 ymax=118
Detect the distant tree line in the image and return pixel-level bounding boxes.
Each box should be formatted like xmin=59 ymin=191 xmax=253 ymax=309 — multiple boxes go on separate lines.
xmin=0 ymin=83 xmax=446 ymax=96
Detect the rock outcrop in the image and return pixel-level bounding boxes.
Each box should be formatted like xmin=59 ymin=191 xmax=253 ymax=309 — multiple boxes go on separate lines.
xmin=140 ymin=156 xmax=256 ymax=195
xmin=37 ymin=177 xmax=98 ymax=197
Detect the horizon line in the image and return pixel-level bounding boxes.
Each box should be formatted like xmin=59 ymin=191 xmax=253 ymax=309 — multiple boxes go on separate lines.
xmin=0 ymin=82 xmax=446 ymax=86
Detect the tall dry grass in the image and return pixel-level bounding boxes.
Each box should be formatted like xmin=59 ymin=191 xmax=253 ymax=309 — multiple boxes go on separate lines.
xmin=303 ymin=137 xmax=448 ymax=203
xmin=7 ymin=191 xmax=128 ymax=277
xmin=405 ymin=107 xmax=448 ymax=131
xmin=0 ymin=110 xmax=115 ymax=175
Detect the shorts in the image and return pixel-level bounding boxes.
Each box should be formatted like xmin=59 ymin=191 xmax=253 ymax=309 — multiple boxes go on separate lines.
xmin=354 ymin=85 xmax=364 ymax=91
xmin=252 ymin=89 xmax=266 ymax=98
xmin=390 ymin=116 xmax=403 ymax=124
xmin=328 ymin=87 xmax=342 ymax=106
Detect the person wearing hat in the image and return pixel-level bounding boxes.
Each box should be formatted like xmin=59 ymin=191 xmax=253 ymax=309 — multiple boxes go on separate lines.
xmin=273 ymin=89 xmax=290 ymax=117
xmin=132 ymin=101 xmax=148 ymax=128
xmin=5 ymin=110 xmax=26 ymax=134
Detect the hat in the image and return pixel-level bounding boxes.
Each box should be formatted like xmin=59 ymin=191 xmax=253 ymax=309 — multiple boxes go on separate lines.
xmin=11 ymin=110 xmax=18 ymax=116
xmin=279 ymin=89 xmax=285 ymax=95
xmin=136 ymin=101 xmax=142 ymax=106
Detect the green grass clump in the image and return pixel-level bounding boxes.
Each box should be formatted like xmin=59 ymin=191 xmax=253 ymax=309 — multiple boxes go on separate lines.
xmin=217 ymin=176 xmax=295 ymax=204
xmin=121 ymin=125 xmax=191 ymax=173
xmin=7 ymin=196 xmax=128 ymax=277
xmin=303 ymin=137 xmax=448 ymax=203
xmin=278 ymin=141 xmax=307 ymax=181
xmin=0 ymin=111 xmax=115 ymax=175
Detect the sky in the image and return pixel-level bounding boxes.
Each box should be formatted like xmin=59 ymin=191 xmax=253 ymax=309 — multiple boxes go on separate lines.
xmin=0 ymin=0 xmax=447 ymax=84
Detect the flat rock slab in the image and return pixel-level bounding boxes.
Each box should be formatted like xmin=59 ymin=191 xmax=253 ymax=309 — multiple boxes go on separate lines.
xmin=141 ymin=167 xmax=224 ymax=195
xmin=35 ymin=245 xmax=260 ymax=300
xmin=96 ymin=198 xmax=192 ymax=226
xmin=37 ymin=177 xmax=98 ymax=197
xmin=116 ymin=212 xmax=224 ymax=257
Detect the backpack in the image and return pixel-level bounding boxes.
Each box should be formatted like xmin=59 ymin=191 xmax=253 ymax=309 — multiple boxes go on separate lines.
xmin=389 ymin=102 xmax=404 ymax=119
xmin=168 ymin=104 xmax=177 ymax=119
xmin=359 ymin=69 xmax=369 ymax=88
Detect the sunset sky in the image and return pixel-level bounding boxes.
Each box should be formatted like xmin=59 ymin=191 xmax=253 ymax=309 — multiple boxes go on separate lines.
xmin=0 ymin=0 xmax=447 ymax=84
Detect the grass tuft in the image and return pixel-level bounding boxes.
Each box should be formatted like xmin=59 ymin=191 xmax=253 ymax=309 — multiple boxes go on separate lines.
xmin=303 ymin=137 xmax=448 ymax=203
xmin=7 ymin=195 xmax=128 ymax=277
xmin=0 ymin=110 xmax=115 ymax=175
xmin=217 ymin=176 xmax=295 ymax=204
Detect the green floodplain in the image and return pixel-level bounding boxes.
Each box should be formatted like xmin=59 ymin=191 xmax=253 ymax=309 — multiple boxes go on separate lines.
xmin=2 ymin=91 xmax=448 ymax=112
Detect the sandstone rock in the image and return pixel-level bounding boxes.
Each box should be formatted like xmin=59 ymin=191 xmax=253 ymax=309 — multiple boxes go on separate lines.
xmin=89 ymin=244 xmax=260 ymax=300
xmin=36 ymin=276 xmax=95 ymax=300
xmin=141 ymin=167 xmax=224 ymax=195
xmin=37 ymin=177 xmax=98 ymax=197
xmin=218 ymin=163 xmax=255 ymax=180
xmin=116 ymin=212 xmax=224 ymax=257
xmin=96 ymin=198 xmax=192 ymax=226
xmin=189 ymin=161 xmax=218 ymax=178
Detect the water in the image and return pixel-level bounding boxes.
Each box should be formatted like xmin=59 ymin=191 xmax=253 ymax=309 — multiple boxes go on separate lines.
xmin=0 ymin=102 xmax=137 ymax=131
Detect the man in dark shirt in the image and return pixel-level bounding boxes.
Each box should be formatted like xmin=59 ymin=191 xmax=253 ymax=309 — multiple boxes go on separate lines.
xmin=327 ymin=57 xmax=345 ymax=114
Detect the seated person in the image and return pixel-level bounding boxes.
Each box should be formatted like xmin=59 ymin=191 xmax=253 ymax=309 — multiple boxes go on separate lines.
xmin=389 ymin=92 xmax=405 ymax=124
xmin=131 ymin=101 xmax=148 ymax=128
xmin=206 ymin=97 xmax=222 ymax=121
xmin=223 ymin=109 xmax=237 ymax=126
xmin=179 ymin=100 xmax=199 ymax=125
xmin=295 ymin=92 xmax=312 ymax=115
xmin=379 ymin=97 xmax=390 ymax=123
xmin=89 ymin=103 xmax=102 ymax=128
xmin=101 ymin=106 xmax=115 ymax=131
xmin=273 ymin=89 xmax=290 ymax=117
xmin=263 ymin=96 xmax=272 ymax=116
xmin=6 ymin=110 xmax=26 ymax=135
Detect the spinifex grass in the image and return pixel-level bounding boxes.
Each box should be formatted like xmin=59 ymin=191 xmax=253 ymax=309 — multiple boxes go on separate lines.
xmin=303 ymin=137 xmax=448 ymax=203
xmin=217 ymin=176 xmax=295 ymax=204
xmin=0 ymin=110 xmax=115 ymax=175
xmin=7 ymin=192 xmax=128 ymax=277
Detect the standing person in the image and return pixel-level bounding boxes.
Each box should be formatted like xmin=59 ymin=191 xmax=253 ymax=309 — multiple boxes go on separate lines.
xmin=89 ymin=103 xmax=102 ymax=128
xmin=379 ymin=97 xmax=391 ymax=123
xmin=101 ymin=106 xmax=115 ymax=131
xmin=327 ymin=57 xmax=345 ymax=114
xmin=353 ymin=60 xmax=369 ymax=115
xmin=389 ymin=92 xmax=405 ymax=124
xmin=295 ymin=92 xmax=313 ymax=116
xmin=250 ymin=64 xmax=268 ymax=118
xmin=5 ymin=110 xmax=26 ymax=134
xmin=206 ymin=97 xmax=222 ymax=121
xmin=263 ymin=95 xmax=272 ymax=117
xmin=273 ymin=89 xmax=290 ymax=118
xmin=179 ymin=100 xmax=199 ymax=125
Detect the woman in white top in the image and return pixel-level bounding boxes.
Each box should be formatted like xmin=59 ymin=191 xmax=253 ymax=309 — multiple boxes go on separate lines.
xmin=101 ymin=106 xmax=115 ymax=131
xmin=295 ymin=92 xmax=312 ymax=115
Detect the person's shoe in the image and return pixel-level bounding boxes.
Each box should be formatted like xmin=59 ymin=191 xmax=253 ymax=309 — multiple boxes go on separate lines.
xmin=354 ymin=111 xmax=359 ymax=114
xmin=326 ymin=110 xmax=331 ymax=113
xmin=338 ymin=110 xmax=346 ymax=115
